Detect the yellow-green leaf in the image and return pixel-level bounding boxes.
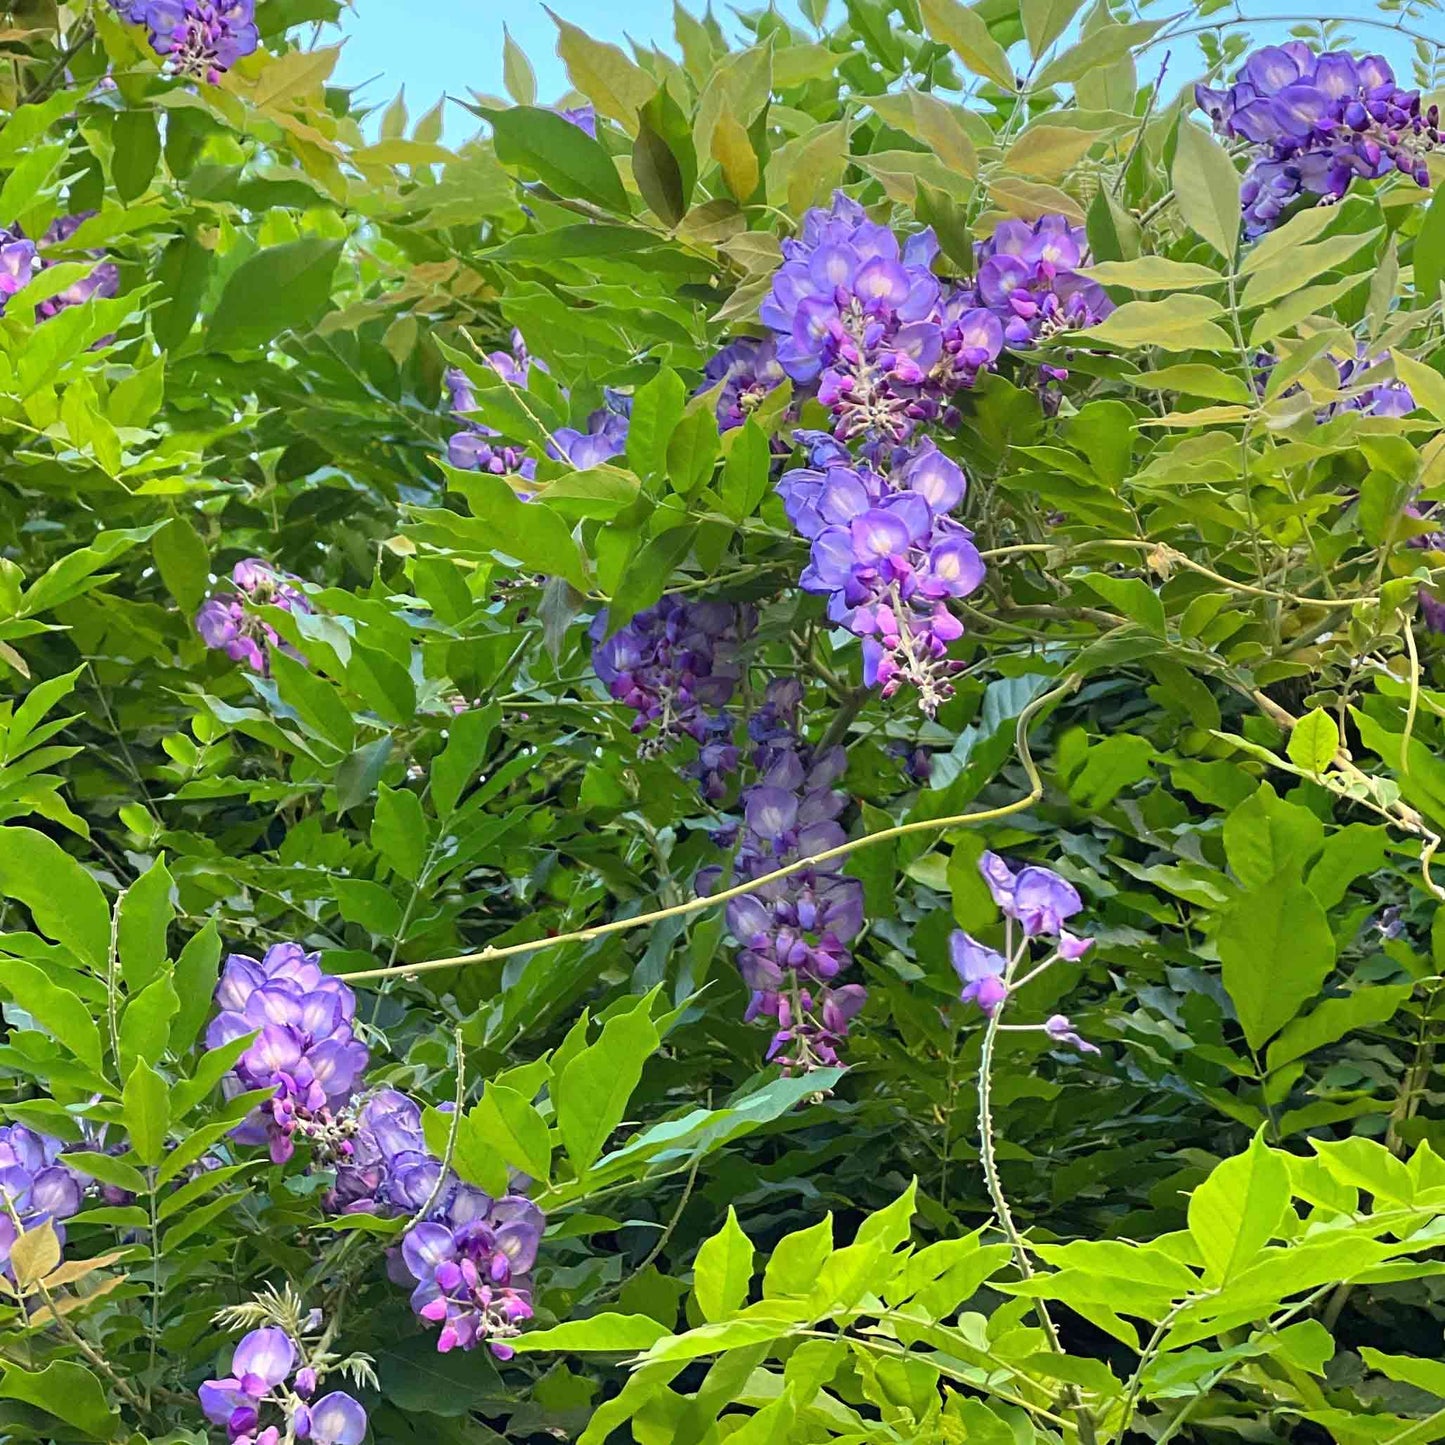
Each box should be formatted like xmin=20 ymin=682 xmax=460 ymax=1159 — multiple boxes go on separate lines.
xmin=1084 ymin=295 xmax=1232 ymax=352
xmin=549 ymin=10 xmax=654 ymax=133
xmin=1172 ymin=122 xmax=1240 ymax=263
xmin=919 ymin=0 xmax=1015 ymax=90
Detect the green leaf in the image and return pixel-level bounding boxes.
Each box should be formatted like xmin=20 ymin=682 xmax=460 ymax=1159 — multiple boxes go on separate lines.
xmin=66 ymin=1149 xmax=149 ymax=1195
xmin=432 ymin=704 xmax=500 ymax=817
xmin=170 ymin=920 xmax=222 ymax=1055
xmin=373 ymin=783 xmax=429 ymax=883
xmin=20 ymin=524 xmax=164 ymax=618
xmin=1172 ymin=121 xmax=1240 ymax=263
xmin=666 ymin=405 xmax=720 ymax=496
xmin=118 ymin=854 xmax=174 ymax=993
xmin=154 ymin=231 xmax=215 ymax=350
xmin=1082 ymin=256 xmax=1224 ymax=291
xmin=1266 ymin=986 xmax=1414 ymax=1071
xmin=719 ymin=419 xmax=771 ymax=522
xmin=0 ymin=826 xmax=109 ymax=968
xmin=1127 ymin=364 xmax=1252 ymax=403
xmin=1034 ymin=20 xmax=1161 ymax=88
xmin=918 ymin=0 xmax=1014 ymax=89
xmin=437 ymin=469 xmax=590 ymax=592
xmin=112 ymin=108 xmax=161 ymax=204
xmin=1218 ymin=882 xmax=1336 ymax=1050
xmin=512 ymin=1313 xmax=671 ymax=1354
xmin=0 ymin=959 xmax=103 ymax=1073
xmin=207 ymin=238 xmax=341 ymax=354
xmin=1021 ymin=0 xmax=1087 ymax=56
xmin=1223 ymin=783 xmax=1324 ymax=889
xmin=607 ymin=525 xmax=698 ymax=633
xmin=1360 ymin=1349 xmax=1445 ymax=1399
xmin=693 ymin=1206 xmax=755 ymax=1322
xmin=501 ymin=26 xmax=538 ymax=105
xmin=625 ymin=367 xmax=687 ymax=484
xmin=470 ymin=1083 xmax=552 ymax=1183
xmin=1085 ymin=295 xmax=1232 ymax=351
xmin=728 ymin=1386 xmax=798 ymax=1444
xmin=120 ymin=973 xmax=180 ymax=1071
xmin=1286 ymin=708 xmax=1339 ymax=775
xmin=1393 ymin=353 xmax=1445 ymax=426
xmin=123 ymin=1056 xmax=171 ymax=1167
xmin=556 ymin=999 xmax=660 ymax=1173
xmin=424 ymin=1103 xmax=506 ymax=1196
xmin=1417 ymin=187 xmax=1445 ymax=308
xmin=270 ymin=649 xmax=355 ymax=753
xmin=762 ymin=1215 xmax=835 ymax=1298
xmin=1078 ymin=572 xmax=1165 ymax=634
xmin=550 ymin=11 xmax=655 ymax=132
xmin=0 ymin=1361 xmax=118 ymax=1439
xmin=152 ymin=514 xmax=210 ymax=613
xmin=1188 ymin=1133 xmax=1290 ymax=1284
xmin=482 ymin=105 xmax=629 ymax=213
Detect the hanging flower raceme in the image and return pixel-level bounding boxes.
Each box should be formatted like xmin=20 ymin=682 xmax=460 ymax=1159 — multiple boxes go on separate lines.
xmin=761 ymin=191 xmax=1005 ymax=445
xmin=205 ymin=943 xmax=369 ymax=1165
xmin=445 ymin=361 xmax=539 ymax=487
xmin=400 ymin=1189 xmax=545 ymax=1357
xmin=699 ymin=337 xmax=788 ymax=432
xmin=590 ymin=596 xmax=747 ymax=773
xmin=949 ymin=851 xmax=1098 ymax=1052
xmin=705 ymin=681 xmax=868 ymax=1072
xmin=195 ymin=559 xmax=314 ymax=676
xmin=327 ymin=1090 xmax=442 ymax=1216
xmin=114 ymin=0 xmax=260 ymax=83
xmin=1196 ymin=45 xmax=1439 ymax=235
xmin=778 ymin=439 xmax=984 ymax=714
xmin=1328 ymin=346 xmax=1416 ymax=417
xmin=0 ymin=216 xmax=119 ymax=321
xmin=958 ymin=217 xmax=1113 ymax=379
xmin=0 ymin=1124 xmax=85 ymax=1279
xmin=198 ymin=1320 xmax=368 ymax=1445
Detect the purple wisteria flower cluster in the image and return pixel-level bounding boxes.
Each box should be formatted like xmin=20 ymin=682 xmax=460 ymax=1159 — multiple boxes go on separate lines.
xmin=1196 ymin=45 xmax=1440 ymax=235
xmin=446 ymin=330 xmax=546 ymax=487
xmin=705 ymin=679 xmax=868 ymax=1071
xmin=754 ymin=194 xmax=1113 ymax=448
xmin=0 ymin=1125 xmax=85 ymax=1280
xmin=195 ymin=559 xmax=314 ymax=676
xmin=1328 ymin=345 xmax=1416 ymax=418
xmin=778 ymin=439 xmax=984 ymax=714
xmin=199 ymin=1326 xmax=367 ymax=1445
xmin=444 ymin=330 xmax=631 ymax=486
xmin=0 ymin=216 xmax=120 ymax=321
xmin=590 ymin=596 xmax=747 ymax=782
xmin=327 ymin=1086 xmax=545 ymax=1356
xmin=700 ymin=337 xmax=788 ymax=433
xmin=955 ymin=218 xmax=1114 ymax=382
xmin=400 ymin=1187 xmax=544 ymax=1357
xmin=950 ymin=851 xmax=1097 ymax=1052
xmin=205 ymin=943 xmax=369 ymax=1165
xmin=111 ymin=0 xmax=259 ymax=83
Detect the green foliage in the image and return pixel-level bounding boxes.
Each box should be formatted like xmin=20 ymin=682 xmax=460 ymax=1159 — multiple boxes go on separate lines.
xmin=0 ymin=0 xmax=1444 ymax=1441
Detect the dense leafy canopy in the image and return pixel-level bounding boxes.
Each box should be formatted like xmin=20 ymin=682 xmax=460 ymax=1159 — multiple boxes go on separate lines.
xmin=1 ymin=0 xmax=1444 ymax=1442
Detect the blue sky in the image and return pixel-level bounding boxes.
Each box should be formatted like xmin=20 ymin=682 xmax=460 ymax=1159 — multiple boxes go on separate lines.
xmin=330 ymin=0 xmax=1422 ymax=138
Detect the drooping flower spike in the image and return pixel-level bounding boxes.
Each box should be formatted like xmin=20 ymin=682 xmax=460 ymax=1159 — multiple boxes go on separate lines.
xmin=195 ymin=560 xmax=314 ymax=676
xmin=950 ymin=852 xmax=1099 ymax=1053
xmin=1196 ymin=44 xmax=1439 ymax=234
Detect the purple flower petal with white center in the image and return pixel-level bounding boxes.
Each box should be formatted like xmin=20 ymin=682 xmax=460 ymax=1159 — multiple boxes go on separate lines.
xmin=306 ymin=1392 xmax=368 ymax=1445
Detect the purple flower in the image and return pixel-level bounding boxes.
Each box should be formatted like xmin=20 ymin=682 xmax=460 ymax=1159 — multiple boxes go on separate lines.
xmin=978 ymin=852 xmax=1083 ymax=937
xmin=328 ymin=1090 xmax=443 ymax=1217
xmin=557 ymin=104 xmax=597 ymax=138
xmin=701 ymin=337 xmax=787 ymax=432
xmin=1044 ymin=1014 xmax=1100 ymax=1054
xmin=205 ymin=942 xmax=367 ymax=1164
xmin=134 ymin=0 xmax=260 ymax=83
xmin=590 ymin=596 xmax=748 ymax=777
xmin=949 ymin=932 xmax=1009 ymax=1016
xmin=401 ymin=1197 xmax=544 ymax=1357
xmin=717 ymin=696 xmax=869 ymax=1071
xmin=1197 ymin=44 xmax=1439 ymax=234
xmin=199 ymin=1328 xmax=298 ymax=1440
xmin=443 ymin=339 xmax=546 ymax=491
xmin=782 ymin=439 xmax=982 ymax=714
xmin=0 ymin=1125 xmax=86 ymax=1279
xmin=303 ymin=1393 xmax=367 ymax=1445
xmin=0 ymin=228 xmax=38 ymax=313
xmin=0 ymin=217 xmax=119 ymax=324
xmin=550 ymin=390 xmax=631 ymax=469
xmin=195 ymin=559 xmax=313 ymax=676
